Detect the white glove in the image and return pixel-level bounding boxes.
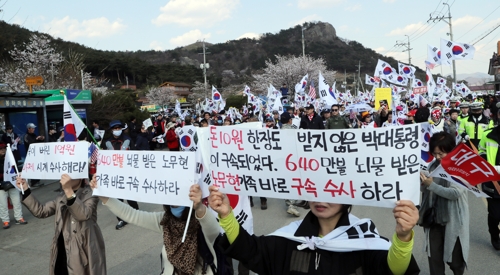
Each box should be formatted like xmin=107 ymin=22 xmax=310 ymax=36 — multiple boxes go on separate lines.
xmin=495 ymin=166 xmax=500 ymax=174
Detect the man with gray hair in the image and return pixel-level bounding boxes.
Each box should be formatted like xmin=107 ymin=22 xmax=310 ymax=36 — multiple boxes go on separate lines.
xmin=23 ymin=123 xmax=44 ymax=186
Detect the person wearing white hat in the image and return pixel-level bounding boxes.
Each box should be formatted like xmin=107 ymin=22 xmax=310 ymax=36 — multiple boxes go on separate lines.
xmin=457 ymin=102 xmax=470 ymax=125
xmin=449 ymin=97 xmax=459 ymax=109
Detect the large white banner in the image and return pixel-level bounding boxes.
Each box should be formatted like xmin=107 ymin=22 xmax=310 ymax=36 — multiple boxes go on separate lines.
xmin=93 ymin=151 xmax=195 ymax=206
xmin=22 ymin=142 xmax=89 ymax=180
xmin=209 ymin=124 xmax=421 ymax=208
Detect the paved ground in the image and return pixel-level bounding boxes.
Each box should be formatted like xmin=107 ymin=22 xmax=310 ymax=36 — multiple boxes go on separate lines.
xmin=1 ymin=181 xmax=498 ymax=274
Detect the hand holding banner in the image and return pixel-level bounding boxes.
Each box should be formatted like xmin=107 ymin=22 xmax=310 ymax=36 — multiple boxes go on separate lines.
xmin=93 ymin=150 xmax=195 ymax=206
xmin=208 ymin=125 xmax=421 ymax=208
xmin=21 ymin=142 xmax=89 ymax=180
xmin=429 ymin=143 xmax=500 ymax=197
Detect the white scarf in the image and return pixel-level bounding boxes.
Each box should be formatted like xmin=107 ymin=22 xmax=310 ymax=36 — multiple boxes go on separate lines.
xmin=269 ymin=213 xmax=391 ymax=252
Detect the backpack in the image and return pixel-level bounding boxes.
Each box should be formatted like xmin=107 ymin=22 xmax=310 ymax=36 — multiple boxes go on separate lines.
xmin=198 ymin=229 xmax=234 ymax=275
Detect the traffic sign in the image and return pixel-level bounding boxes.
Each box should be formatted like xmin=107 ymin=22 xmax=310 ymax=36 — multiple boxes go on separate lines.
xmin=25 ymin=76 xmax=44 ymax=86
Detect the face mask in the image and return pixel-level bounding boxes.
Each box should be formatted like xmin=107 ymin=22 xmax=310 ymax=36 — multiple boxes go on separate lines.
xmin=170 ymin=206 xmax=186 ymax=218
xmin=112 ymin=130 xmax=122 ymax=136
xmin=217 ymin=120 xmax=223 ymax=124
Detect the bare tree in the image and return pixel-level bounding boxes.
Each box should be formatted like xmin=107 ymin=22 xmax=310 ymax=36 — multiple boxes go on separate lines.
xmin=188 ymin=81 xmax=209 ymax=103
xmin=146 ymin=86 xmax=177 ymax=109
xmin=0 ymin=34 xmax=99 ymax=92
xmin=252 ymin=55 xmax=336 ymax=98
xmin=221 ymin=69 xmax=236 ymax=87
xmin=0 ymin=34 xmax=63 ymax=92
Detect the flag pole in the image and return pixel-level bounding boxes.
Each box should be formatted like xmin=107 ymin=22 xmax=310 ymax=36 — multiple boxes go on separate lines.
xmin=60 ymin=90 xmax=101 ymax=149
xmin=6 ymin=144 xmax=23 ymax=195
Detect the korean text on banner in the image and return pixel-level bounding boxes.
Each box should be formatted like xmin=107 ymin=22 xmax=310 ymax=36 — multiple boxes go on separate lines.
xmin=21 ymin=142 xmax=89 ymax=180
xmin=208 ymin=124 xmax=421 ymax=208
xmin=93 ymin=151 xmax=195 ymax=206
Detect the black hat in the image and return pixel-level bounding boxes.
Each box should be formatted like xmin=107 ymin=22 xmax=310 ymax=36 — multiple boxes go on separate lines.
xmin=305 ymin=104 xmax=315 ymax=109
xmin=449 ymin=109 xmax=460 ymax=115
xmin=5 ymin=125 xmax=13 ymax=130
xmin=280 ymin=112 xmax=292 ymax=124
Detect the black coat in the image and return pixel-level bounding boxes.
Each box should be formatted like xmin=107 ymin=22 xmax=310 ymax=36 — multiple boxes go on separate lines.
xmin=134 ymin=133 xmax=152 ymax=151
xmin=299 ymin=112 xmax=325 ymax=129
xmin=127 ymin=122 xmax=139 ymax=141
xmin=221 ymin=211 xmax=419 ymax=275
xmin=23 ymin=132 xmax=41 ymax=152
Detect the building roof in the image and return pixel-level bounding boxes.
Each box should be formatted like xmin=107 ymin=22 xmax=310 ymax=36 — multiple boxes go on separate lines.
xmin=0 ymin=92 xmax=52 ymax=98
xmin=137 ymin=97 xmax=150 ymax=103
xmin=158 ymin=82 xmax=192 ymax=88
xmin=469 ymin=84 xmax=495 ymax=91
xmin=175 ymin=91 xmax=192 ymax=96
xmin=120 ymin=85 xmax=137 ymax=90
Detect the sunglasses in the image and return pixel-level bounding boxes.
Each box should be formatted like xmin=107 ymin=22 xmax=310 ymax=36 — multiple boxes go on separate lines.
xmin=331 ymin=109 xmax=339 ymax=112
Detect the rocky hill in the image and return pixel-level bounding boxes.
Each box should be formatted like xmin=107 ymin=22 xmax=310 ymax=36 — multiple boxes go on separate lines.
xmin=0 ymin=20 xmax=423 ymax=88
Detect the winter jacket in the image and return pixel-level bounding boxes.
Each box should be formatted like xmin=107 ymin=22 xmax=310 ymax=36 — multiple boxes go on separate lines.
xmin=104 ymin=198 xmax=219 ymax=275
xmin=104 ymin=134 xmax=131 ymax=151
xmin=478 ymin=127 xmax=500 ymax=199
xmin=220 ymin=211 xmax=420 ymax=275
xmin=166 ymin=129 xmax=179 ymax=150
xmin=127 ymin=122 xmax=139 ymax=142
xmin=419 ymin=161 xmax=469 ymax=265
xmin=22 ymin=185 xmax=106 ymax=275
xmin=135 ymin=132 xmax=152 ymax=150
xmin=154 ymin=119 xmax=165 ymax=135
xmin=325 ymin=115 xmax=349 ymax=129
xmin=23 ymin=132 xmax=41 ymax=152
xmin=299 ymin=113 xmax=325 ymax=129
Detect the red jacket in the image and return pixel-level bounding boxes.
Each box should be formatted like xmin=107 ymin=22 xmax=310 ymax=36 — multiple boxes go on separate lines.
xmin=165 ymin=129 xmax=179 ymax=149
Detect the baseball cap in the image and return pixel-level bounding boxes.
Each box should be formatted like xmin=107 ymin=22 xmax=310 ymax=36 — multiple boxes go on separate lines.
xmin=26 ymin=123 xmax=37 ymax=129
xmin=305 ymin=104 xmax=315 ymax=109
xmin=280 ymin=112 xmax=291 ymax=124
xmin=109 ymin=120 xmax=124 ymax=129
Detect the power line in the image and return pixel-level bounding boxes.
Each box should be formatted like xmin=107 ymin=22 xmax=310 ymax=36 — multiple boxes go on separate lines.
xmin=410 ymin=21 xmax=438 ymax=43
xmin=427 ymin=2 xmax=457 ymax=82
xmin=471 ymin=23 xmax=500 ymax=46
xmin=456 ymin=4 xmax=500 ymax=40
xmin=410 ymin=3 xmax=449 ymax=43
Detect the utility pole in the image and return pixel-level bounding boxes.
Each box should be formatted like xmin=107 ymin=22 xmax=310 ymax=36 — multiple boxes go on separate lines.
xmin=394 ymin=35 xmax=413 ymax=66
xmin=355 ymin=61 xmax=362 ymax=96
xmin=428 ymin=2 xmax=456 ymax=83
xmin=344 ymin=69 xmax=347 ymax=94
xmin=81 ymin=70 xmax=84 ymax=90
xmin=301 ymin=25 xmax=306 ymax=58
xmin=198 ymin=40 xmax=210 ymax=99
xmin=51 ymin=63 xmax=54 ymax=87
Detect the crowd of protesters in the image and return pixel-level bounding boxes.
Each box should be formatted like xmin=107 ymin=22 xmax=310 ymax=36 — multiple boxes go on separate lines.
xmin=2 ymin=91 xmax=500 ymax=275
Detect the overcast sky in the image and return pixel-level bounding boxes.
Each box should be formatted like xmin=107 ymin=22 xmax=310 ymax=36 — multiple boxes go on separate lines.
xmin=2 ymin=0 xmax=499 ymax=76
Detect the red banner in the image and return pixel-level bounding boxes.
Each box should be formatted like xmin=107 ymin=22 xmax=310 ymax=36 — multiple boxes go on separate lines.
xmin=440 ymin=143 xmax=500 ymax=186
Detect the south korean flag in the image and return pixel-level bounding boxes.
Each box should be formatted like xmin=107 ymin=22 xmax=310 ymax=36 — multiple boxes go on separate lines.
xmin=178 ymin=125 xmax=197 ymax=151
